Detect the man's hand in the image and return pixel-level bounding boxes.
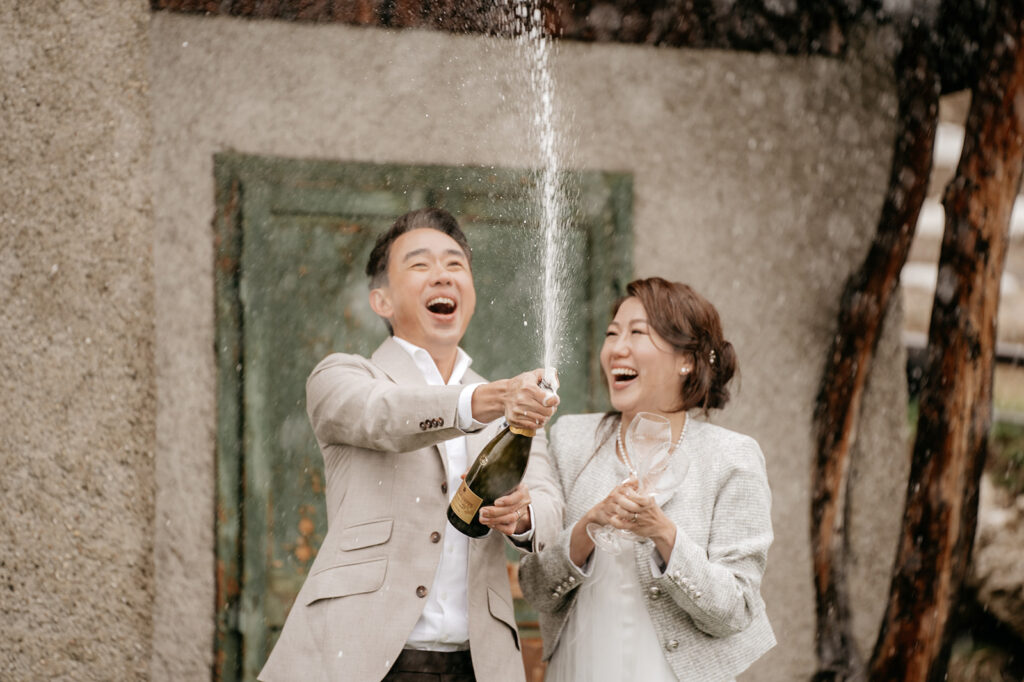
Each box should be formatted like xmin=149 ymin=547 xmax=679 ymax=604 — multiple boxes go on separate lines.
xmin=479 ymin=483 xmax=532 ymax=536
xmin=471 ymin=368 xmax=559 ymax=428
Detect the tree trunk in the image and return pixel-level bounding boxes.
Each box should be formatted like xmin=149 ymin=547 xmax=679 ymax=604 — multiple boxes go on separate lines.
xmin=810 ymin=28 xmax=938 ymax=682
xmin=868 ymin=4 xmax=1024 ymax=680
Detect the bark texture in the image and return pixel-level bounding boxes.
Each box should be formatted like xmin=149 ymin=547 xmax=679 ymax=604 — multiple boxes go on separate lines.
xmin=868 ymin=3 xmax=1024 ymax=680
xmin=809 ymin=26 xmax=939 ymax=682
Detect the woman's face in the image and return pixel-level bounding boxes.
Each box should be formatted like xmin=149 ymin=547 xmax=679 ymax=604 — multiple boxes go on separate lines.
xmin=600 ymin=297 xmax=691 ymax=420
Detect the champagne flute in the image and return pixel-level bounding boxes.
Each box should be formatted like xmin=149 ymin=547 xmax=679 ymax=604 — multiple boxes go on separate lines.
xmin=625 ymin=412 xmax=672 ymax=489
xmin=586 ymin=412 xmax=672 ymax=553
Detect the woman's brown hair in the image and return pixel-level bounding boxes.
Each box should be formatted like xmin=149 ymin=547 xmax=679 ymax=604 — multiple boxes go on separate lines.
xmin=589 ymin=278 xmax=738 ymax=468
xmin=621 ymin=277 xmax=737 ymax=412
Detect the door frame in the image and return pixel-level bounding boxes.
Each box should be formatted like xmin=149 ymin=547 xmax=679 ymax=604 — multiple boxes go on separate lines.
xmin=212 ymin=152 xmax=632 ymax=680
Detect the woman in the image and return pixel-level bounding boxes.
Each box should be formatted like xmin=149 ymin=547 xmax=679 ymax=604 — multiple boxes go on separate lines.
xmin=518 ymin=277 xmax=775 ymax=682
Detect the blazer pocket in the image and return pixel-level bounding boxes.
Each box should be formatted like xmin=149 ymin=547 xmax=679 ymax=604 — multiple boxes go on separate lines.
xmin=305 ymin=557 xmax=387 ymax=606
xmin=487 ymin=587 xmax=521 ymax=651
xmin=337 ymin=518 xmax=394 ymax=551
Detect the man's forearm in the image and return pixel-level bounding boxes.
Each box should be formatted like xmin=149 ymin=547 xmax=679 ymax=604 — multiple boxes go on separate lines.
xmin=470 ymin=379 xmax=510 ymax=423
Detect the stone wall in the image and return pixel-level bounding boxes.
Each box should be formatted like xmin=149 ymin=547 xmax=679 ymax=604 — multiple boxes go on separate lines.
xmin=0 ymin=0 xmax=156 ymax=679
xmin=149 ymin=13 xmax=906 ymax=681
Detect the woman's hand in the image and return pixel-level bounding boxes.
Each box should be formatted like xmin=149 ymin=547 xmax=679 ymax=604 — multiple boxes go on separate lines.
xmin=583 ymin=478 xmax=676 ymax=565
xmin=612 ymin=479 xmax=677 ymax=564
xmin=569 ymin=479 xmax=649 ymax=567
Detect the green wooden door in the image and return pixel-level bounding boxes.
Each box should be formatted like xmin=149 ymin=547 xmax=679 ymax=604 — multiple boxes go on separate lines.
xmin=214 ymin=154 xmax=631 ymax=681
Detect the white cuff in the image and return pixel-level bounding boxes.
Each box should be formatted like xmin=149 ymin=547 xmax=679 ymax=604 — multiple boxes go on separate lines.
xmin=510 ymin=502 xmax=536 ymax=542
xmin=457 ymin=383 xmax=488 ymax=431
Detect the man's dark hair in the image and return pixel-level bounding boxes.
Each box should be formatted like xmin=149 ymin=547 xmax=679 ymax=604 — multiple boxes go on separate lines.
xmin=364 ymin=207 xmax=473 ymax=289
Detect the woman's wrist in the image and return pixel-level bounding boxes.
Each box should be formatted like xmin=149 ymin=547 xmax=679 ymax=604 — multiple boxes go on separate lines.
xmin=569 ymin=517 xmax=596 ymax=568
xmin=651 ymin=519 xmax=677 ymax=565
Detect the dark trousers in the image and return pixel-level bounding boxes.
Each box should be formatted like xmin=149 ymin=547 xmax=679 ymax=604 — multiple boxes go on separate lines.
xmin=383 ymin=649 xmax=476 ymax=682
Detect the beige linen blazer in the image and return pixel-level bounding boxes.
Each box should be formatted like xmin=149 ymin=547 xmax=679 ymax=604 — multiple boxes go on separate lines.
xmin=518 ymin=413 xmax=776 ymax=682
xmin=259 ymin=338 xmax=561 ymax=682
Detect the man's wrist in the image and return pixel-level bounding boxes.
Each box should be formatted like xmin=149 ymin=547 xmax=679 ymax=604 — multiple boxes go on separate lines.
xmin=457 ymin=383 xmax=487 ymax=431
xmin=470 ymin=380 xmax=508 ymax=423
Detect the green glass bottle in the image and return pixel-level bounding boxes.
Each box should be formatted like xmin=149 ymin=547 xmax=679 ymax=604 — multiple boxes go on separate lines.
xmin=447 ymin=423 xmax=535 ymax=538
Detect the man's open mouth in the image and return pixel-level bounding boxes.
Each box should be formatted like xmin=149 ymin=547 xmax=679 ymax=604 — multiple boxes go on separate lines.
xmin=426 ymin=296 xmax=457 ymax=315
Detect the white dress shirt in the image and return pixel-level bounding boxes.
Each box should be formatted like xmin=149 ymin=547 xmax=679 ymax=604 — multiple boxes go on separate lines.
xmin=393 ymin=337 xmax=535 ymax=652
xmin=393 ymin=337 xmax=479 ymax=652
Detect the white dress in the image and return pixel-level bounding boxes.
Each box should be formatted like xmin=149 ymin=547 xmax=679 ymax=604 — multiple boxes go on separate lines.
xmin=545 ymin=544 xmax=678 ymax=682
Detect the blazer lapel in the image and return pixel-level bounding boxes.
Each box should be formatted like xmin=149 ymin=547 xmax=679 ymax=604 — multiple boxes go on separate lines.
xmin=370 ymin=337 xmax=428 ymax=386
xmin=370 ymin=337 xmax=451 ymax=472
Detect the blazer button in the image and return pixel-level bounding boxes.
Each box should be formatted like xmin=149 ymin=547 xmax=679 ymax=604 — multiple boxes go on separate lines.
xmin=430 ymin=531 xmax=441 ymax=543
xmin=665 ymin=639 xmax=679 ymax=652
xmin=441 ymin=482 xmax=448 ymax=495
xmin=419 ymin=420 xmax=427 ymax=431
xmin=416 ymin=585 xmax=428 ymax=598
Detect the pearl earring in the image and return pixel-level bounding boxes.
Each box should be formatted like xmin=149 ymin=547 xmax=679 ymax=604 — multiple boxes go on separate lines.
xmin=680 ymin=367 xmax=690 ymax=375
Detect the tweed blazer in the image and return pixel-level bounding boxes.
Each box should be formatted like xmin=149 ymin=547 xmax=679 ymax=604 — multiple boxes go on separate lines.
xmin=518 ymin=412 xmax=775 ymax=681
xmin=259 ymin=338 xmax=562 ymax=682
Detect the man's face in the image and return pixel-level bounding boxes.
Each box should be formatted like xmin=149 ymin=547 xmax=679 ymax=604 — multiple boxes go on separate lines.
xmin=370 ymin=228 xmax=476 ymax=352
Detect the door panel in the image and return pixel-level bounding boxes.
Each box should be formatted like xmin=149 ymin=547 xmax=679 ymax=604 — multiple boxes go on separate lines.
xmin=214 ymin=154 xmax=632 ymax=680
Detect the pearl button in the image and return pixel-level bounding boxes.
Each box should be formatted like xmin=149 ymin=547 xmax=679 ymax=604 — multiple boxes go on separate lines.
xmin=430 ymin=531 xmax=441 ymax=543
xmin=666 ymin=639 xmax=679 ymax=651
xmin=416 ymin=585 xmax=428 ymax=598
xmin=648 ymin=586 xmax=662 ymax=599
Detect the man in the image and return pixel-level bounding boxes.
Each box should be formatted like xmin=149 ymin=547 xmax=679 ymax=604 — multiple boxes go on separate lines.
xmin=259 ymin=207 xmax=561 ymax=682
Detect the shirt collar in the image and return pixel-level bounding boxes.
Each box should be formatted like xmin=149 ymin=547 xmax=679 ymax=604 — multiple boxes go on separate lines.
xmin=391 ymin=336 xmax=473 ymax=387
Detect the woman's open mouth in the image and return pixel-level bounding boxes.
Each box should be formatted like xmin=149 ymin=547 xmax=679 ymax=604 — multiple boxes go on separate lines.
xmin=610 ymin=367 xmax=638 ymax=386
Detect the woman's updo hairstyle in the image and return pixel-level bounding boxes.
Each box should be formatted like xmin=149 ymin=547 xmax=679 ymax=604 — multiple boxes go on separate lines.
xmin=618 ymin=277 xmax=737 ymax=412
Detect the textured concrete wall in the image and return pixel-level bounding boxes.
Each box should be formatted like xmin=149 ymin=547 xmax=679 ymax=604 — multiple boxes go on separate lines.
xmin=0 ymin=1 xmax=155 ymax=679
xmin=148 ymin=13 xmax=906 ymax=681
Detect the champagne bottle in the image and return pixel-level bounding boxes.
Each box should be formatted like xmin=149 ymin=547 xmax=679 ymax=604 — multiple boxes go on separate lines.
xmin=447 ymin=369 xmax=557 ymax=538
xmin=447 ymin=423 xmax=535 ymax=538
